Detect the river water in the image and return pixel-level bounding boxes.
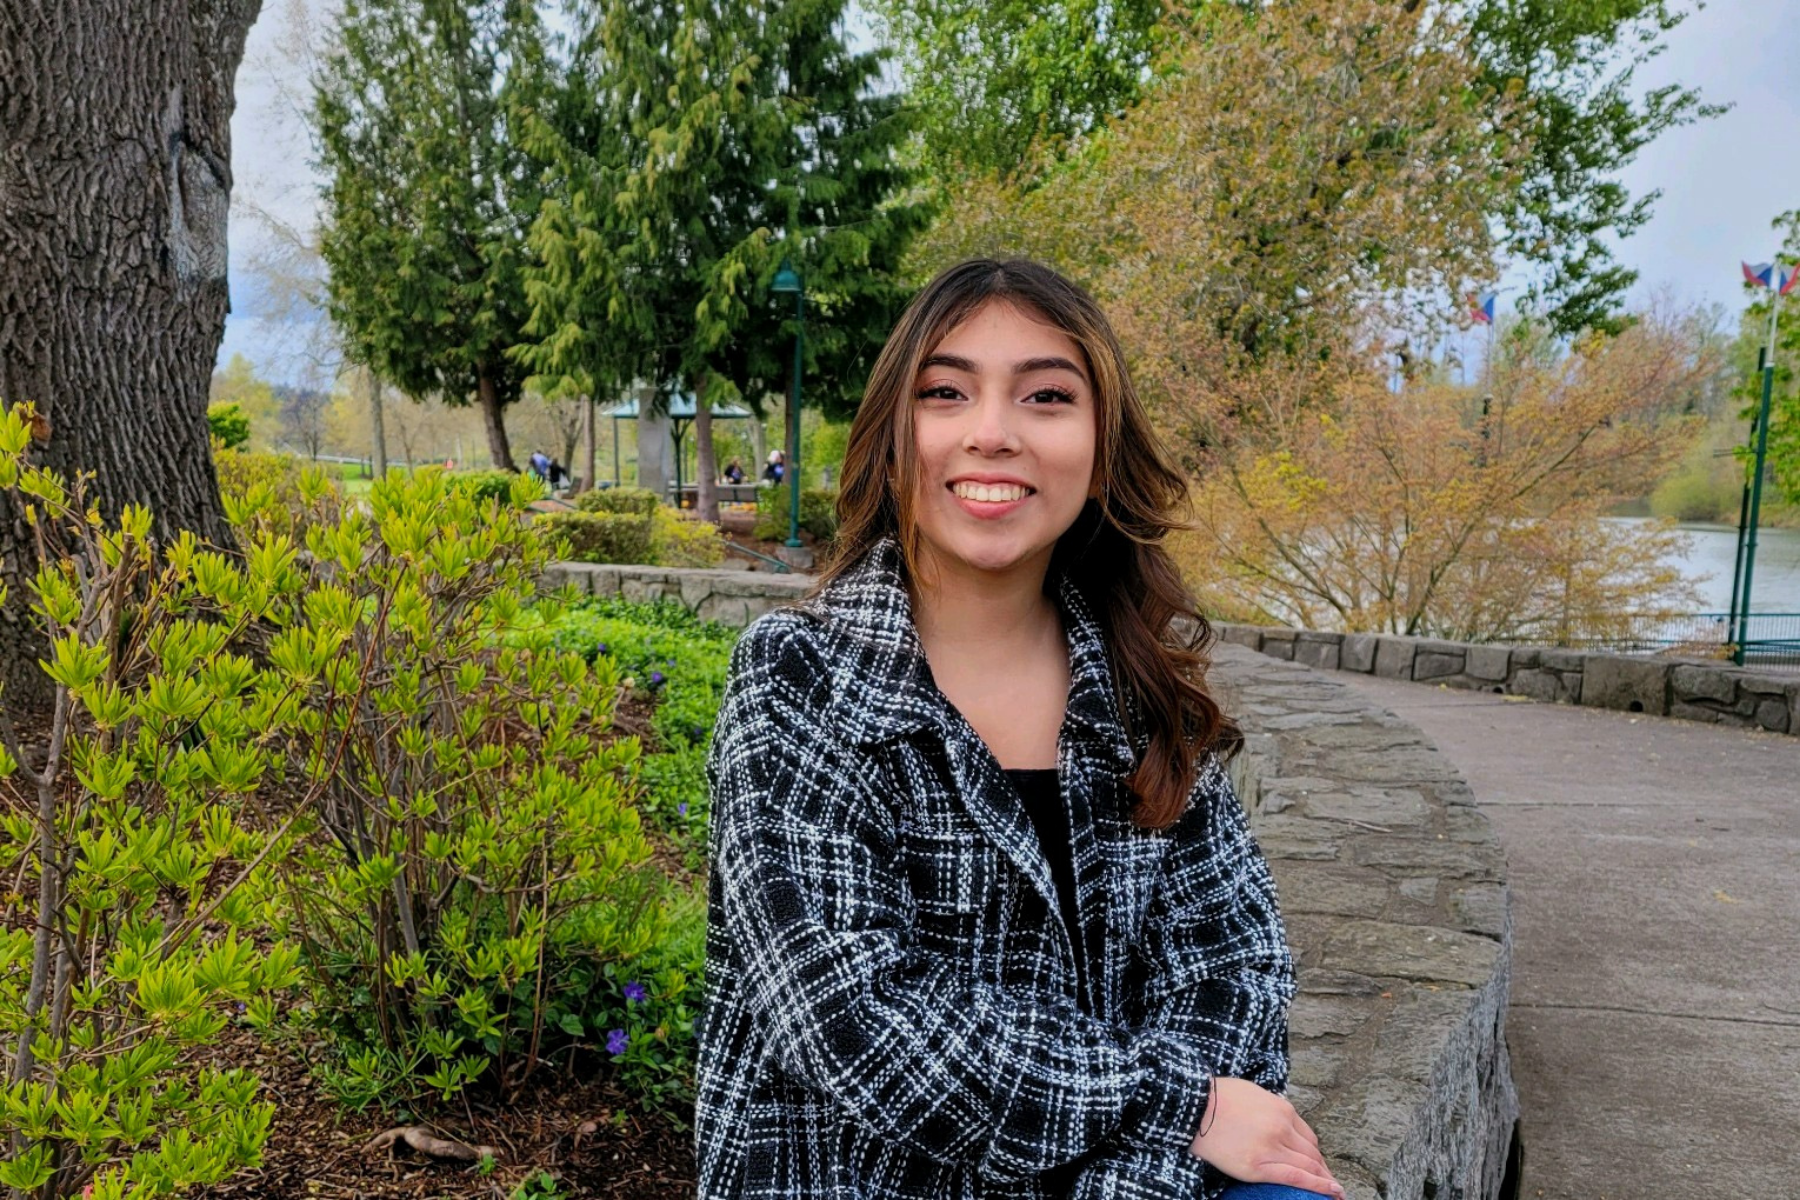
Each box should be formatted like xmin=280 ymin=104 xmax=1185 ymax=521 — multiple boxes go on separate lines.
xmin=1652 ymin=521 xmax=1800 ymax=614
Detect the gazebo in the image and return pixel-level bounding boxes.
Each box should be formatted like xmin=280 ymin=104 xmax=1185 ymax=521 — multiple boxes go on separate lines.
xmin=600 ymin=393 xmax=756 ymax=497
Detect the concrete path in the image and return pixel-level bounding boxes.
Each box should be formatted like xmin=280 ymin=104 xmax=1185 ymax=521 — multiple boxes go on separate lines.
xmin=1330 ymin=674 xmax=1800 ymax=1200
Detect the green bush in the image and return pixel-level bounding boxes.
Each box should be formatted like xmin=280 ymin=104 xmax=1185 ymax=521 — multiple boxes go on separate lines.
xmin=577 ymin=486 xmax=659 ymax=516
xmin=753 ymin=485 xmax=838 ymax=542
xmin=207 ymin=401 xmax=252 ymax=449
xmin=650 ymin=507 xmax=727 ymax=567
xmin=539 ymin=510 xmax=655 ymax=565
xmin=1 ymin=406 xmax=298 ymax=1200
xmin=451 ymin=469 xmax=544 ymax=506
xmin=215 ymin=473 xmax=684 ymax=1111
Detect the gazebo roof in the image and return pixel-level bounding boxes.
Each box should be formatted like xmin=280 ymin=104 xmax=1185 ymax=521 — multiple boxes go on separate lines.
xmin=601 ymin=395 xmax=755 ymax=420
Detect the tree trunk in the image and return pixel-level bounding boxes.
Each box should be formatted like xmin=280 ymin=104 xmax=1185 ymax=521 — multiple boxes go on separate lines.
xmin=583 ymin=395 xmax=597 ymax=496
xmin=475 ymin=370 xmax=514 ymax=471
xmin=693 ymin=383 xmax=719 ymax=525
xmin=0 ymin=0 xmax=261 ymax=711
xmin=367 ymin=368 xmax=387 ymax=477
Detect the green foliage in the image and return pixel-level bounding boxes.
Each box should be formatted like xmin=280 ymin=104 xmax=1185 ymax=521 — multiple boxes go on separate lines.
xmin=1468 ymin=0 xmax=1722 ymax=334
xmin=872 ymin=0 xmax=1167 ymax=179
xmin=315 ymin=0 xmax=548 ymax=469
xmin=576 ymin=486 xmax=659 ymax=516
xmin=0 ymin=406 xmax=298 ymax=1200
xmin=206 ymin=469 xmax=682 ymax=1110
xmin=528 ymin=597 xmax=737 ymax=851
xmin=754 ymin=486 xmax=838 ymax=543
xmin=1736 ymin=212 xmax=1800 ymax=509
xmin=882 ymin=0 xmax=1716 ymax=335
xmin=207 ymin=402 xmax=252 ymax=450
xmin=517 ymin=0 xmax=928 ymax=423
xmin=538 ymin=511 xmax=654 ymax=565
xmin=650 ymin=508 xmax=726 ymax=568
xmin=450 ymin=469 xmax=545 ymax=506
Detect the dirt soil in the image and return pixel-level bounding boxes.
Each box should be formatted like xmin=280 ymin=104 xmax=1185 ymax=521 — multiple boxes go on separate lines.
xmin=191 ymin=1020 xmax=697 ymax=1199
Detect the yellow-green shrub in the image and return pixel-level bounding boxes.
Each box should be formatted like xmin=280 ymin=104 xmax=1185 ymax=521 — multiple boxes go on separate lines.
xmin=539 ymin=510 xmax=655 ymax=565
xmin=651 ymin=507 xmax=726 ymax=567
xmin=577 ymin=486 xmax=659 ymax=516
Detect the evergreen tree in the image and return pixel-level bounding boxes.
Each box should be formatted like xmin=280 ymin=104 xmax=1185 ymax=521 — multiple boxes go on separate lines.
xmin=519 ymin=0 xmax=925 ymax=521
xmin=315 ymin=0 xmax=546 ymax=471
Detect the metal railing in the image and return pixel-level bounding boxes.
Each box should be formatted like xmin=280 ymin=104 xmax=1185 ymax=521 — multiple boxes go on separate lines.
xmin=1545 ymin=612 xmax=1800 ymax=669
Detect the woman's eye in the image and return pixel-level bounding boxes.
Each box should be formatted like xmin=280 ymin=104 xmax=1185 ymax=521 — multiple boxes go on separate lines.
xmin=1025 ymin=387 xmax=1075 ymax=405
xmin=915 ymin=385 xmax=963 ymax=401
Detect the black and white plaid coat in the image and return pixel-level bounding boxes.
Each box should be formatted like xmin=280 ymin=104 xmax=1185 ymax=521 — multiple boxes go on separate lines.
xmin=698 ymin=539 xmax=1295 ymax=1199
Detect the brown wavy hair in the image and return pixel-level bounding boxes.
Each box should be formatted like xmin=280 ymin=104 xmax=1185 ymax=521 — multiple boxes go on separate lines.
xmin=819 ymin=258 xmax=1239 ymax=830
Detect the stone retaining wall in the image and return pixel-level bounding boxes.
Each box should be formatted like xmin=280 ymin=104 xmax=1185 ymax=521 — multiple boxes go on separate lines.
xmin=547 ymin=565 xmax=1520 ymax=1199
xmin=1216 ymin=623 xmax=1800 ymax=737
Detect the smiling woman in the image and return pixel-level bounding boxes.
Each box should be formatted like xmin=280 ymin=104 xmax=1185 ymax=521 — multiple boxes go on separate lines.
xmin=696 ymin=260 xmax=1337 ymax=1200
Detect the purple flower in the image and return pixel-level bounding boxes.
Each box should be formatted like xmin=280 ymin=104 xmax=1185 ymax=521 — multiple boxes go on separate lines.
xmin=606 ymin=1029 xmax=629 ymax=1055
xmin=623 ymin=981 xmax=648 ymax=1004
xmin=596 ymin=642 xmax=608 ymax=655
xmin=665 ymin=658 xmax=675 ymax=666
xmin=649 ymin=671 xmax=665 ymax=687
xmin=677 ymin=802 xmax=688 ymax=817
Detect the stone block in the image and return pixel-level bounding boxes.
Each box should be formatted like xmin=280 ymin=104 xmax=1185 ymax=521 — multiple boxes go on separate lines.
xmin=1672 ymin=664 xmax=1738 ymax=704
xmin=1341 ymin=633 xmax=1379 ymax=673
xmin=1754 ymin=698 xmax=1790 ymax=733
xmin=1214 ymin=623 xmax=1263 ymax=651
xmin=1322 ymin=920 xmax=1501 ymax=987
xmin=1508 ymin=668 xmax=1567 ymax=703
xmin=1507 ymin=647 xmax=1541 ymax=670
xmin=1579 ymin=654 xmax=1671 ymax=715
xmin=1465 ymin=644 xmax=1511 ymax=682
xmin=1262 ymin=632 xmax=1296 ymax=661
xmin=1540 ymin=648 xmax=1587 ymax=673
xmin=1450 ymin=884 xmax=1509 ymax=939
xmin=1739 ymin=673 xmax=1789 ymax=696
xmin=1413 ymin=651 xmax=1465 ymax=681
xmin=695 ymin=594 xmax=752 ymax=627
xmin=1294 ymin=636 xmax=1341 ymax=672
xmin=1669 ymin=699 xmax=1726 ymax=726
xmin=1374 ymin=637 xmax=1417 ymax=679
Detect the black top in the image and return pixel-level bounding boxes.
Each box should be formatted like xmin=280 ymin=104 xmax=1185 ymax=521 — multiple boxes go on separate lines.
xmin=1003 ymin=768 xmax=1085 ymax=998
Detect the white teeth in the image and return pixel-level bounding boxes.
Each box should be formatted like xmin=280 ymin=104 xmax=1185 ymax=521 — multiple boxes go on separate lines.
xmin=951 ymin=482 xmax=1029 ymax=503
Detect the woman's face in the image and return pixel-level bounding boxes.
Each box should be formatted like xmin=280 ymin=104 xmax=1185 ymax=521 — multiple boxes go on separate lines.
xmin=907 ymin=299 xmax=1099 ymax=580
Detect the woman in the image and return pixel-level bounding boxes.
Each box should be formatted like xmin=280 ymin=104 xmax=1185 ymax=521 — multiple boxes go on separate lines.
xmin=699 ymin=260 xmax=1339 ymax=1200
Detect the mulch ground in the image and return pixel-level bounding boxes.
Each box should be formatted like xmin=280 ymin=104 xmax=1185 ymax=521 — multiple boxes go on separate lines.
xmin=189 ymin=1019 xmax=696 ymax=1199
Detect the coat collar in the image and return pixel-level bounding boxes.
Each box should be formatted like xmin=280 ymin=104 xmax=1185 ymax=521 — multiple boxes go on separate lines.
xmin=801 ymin=538 xmax=1134 ymax=768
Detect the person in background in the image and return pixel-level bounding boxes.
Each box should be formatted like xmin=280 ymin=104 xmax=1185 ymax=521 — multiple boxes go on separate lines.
xmin=761 ymin=449 xmax=785 ymax=484
xmin=528 ymin=449 xmax=550 ymax=481
xmin=723 ymin=458 xmax=746 ymax=485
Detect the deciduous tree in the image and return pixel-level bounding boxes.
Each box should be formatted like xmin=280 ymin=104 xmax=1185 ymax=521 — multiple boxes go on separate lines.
xmin=0 ymin=0 xmax=262 ymax=706
xmin=1180 ymin=313 xmax=1715 ymax=640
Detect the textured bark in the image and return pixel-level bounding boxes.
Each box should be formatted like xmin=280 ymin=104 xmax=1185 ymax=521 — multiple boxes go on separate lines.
xmin=475 ymin=371 xmax=515 ymax=471
xmin=693 ymin=387 xmax=719 ymax=525
xmin=368 ymin=369 xmax=387 ymax=477
xmin=0 ymin=0 xmax=261 ymax=709
xmin=583 ymin=395 xmax=596 ymax=495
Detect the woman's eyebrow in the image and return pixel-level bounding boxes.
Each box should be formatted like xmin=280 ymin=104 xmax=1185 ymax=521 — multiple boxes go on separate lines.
xmin=1014 ymin=355 xmax=1086 ymax=379
xmin=918 ymin=352 xmax=1087 ymax=380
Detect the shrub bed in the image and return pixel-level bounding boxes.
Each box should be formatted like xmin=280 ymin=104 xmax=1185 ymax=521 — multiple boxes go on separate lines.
xmin=752 ymin=485 xmax=837 ymax=543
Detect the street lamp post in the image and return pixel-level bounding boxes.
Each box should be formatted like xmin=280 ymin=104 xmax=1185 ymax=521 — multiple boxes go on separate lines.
xmin=772 ymin=260 xmax=805 ymax=550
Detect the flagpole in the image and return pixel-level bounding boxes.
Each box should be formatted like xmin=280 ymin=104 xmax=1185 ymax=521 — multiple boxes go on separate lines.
xmin=1732 ymin=276 xmax=1785 ymax=665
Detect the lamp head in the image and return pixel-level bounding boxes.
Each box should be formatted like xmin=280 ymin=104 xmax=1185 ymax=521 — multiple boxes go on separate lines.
xmin=771 ymin=260 xmax=802 ymax=295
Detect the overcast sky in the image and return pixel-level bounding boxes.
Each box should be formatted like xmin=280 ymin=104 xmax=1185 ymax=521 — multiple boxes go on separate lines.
xmin=218 ymin=0 xmax=1800 ymax=384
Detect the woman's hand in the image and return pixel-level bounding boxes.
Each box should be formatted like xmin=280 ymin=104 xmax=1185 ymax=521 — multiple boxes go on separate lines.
xmin=1190 ymin=1077 xmax=1344 ymax=1198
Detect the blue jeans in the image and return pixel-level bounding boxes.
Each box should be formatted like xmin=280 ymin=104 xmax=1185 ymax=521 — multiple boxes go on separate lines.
xmin=1220 ymin=1185 xmax=1335 ymax=1200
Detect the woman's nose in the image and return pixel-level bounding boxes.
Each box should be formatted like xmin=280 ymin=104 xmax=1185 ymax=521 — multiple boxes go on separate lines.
xmin=962 ymin=393 xmax=1018 ymax=455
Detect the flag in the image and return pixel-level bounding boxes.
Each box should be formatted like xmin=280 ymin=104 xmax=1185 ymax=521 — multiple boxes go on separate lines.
xmin=1469 ymin=291 xmax=1498 ymax=325
xmin=1743 ymin=261 xmax=1799 ymax=295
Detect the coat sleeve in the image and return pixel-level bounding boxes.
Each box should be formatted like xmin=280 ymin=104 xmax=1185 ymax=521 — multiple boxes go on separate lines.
xmin=1066 ymin=754 xmax=1297 ymax=1199
xmin=705 ymin=615 xmax=1220 ymax=1181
